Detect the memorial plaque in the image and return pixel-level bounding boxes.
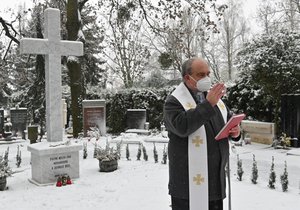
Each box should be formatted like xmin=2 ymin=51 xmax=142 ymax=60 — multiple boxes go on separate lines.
xmin=10 ymin=108 xmax=27 ymax=139
xmin=83 ymin=100 xmax=106 ymax=137
xmin=126 ymin=109 xmax=147 ymax=129
xmin=29 ymin=142 xmax=81 ymax=184
xmin=0 ymin=109 xmax=4 ymax=135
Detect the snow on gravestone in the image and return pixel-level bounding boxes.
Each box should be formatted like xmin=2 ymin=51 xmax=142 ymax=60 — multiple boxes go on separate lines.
xmin=82 ymin=100 xmax=106 ymax=137
xmin=20 ymin=8 xmax=83 ymax=185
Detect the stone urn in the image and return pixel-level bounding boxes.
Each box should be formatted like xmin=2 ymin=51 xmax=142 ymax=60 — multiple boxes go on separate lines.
xmin=0 ymin=176 xmax=7 ymax=191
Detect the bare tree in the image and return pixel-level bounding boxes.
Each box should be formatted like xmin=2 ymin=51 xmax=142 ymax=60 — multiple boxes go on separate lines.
xmin=100 ymin=1 xmax=151 ymax=88
xmin=217 ymin=0 xmax=249 ymax=80
xmin=279 ymin=0 xmax=300 ymax=31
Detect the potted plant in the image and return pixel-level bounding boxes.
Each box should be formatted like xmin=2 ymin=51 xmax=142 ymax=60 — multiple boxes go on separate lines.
xmin=96 ymin=146 xmax=119 ymax=172
xmin=0 ymin=156 xmax=13 ymax=191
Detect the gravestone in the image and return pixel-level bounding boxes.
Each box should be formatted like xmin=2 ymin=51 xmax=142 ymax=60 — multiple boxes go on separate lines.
xmin=28 ymin=125 xmax=38 ymax=144
xmin=281 ymin=94 xmax=300 ymax=142
xmin=126 ymin=109 xmax=147 ymax=129
xmin=10 ymin=107 xmax=27 ymax=139
xmin=0 ymin=109 xmax=4 ymax=137
xmin=83 ymin=100 xmax=106 ymax=137
xmin=20 ymin=8 xmax=83 ymax=185
xmin=241 ymin=120 xmax=275 ymax=144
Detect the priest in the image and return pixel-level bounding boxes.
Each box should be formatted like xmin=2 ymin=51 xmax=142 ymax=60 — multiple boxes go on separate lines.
xmin=163 ymin=58 xmax=241 ymax=210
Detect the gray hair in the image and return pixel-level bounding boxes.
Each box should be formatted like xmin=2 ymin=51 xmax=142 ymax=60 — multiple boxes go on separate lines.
xmin=181 ymin=58 xmax=197 ymax=77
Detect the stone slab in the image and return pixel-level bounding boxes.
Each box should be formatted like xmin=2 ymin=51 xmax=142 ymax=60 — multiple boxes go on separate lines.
xmin=144 ymin=136 xmax=169 ymax=143
xmin=248 ymin=134 xmax=273 ymax=145
xmin=241 ymin=120 xmax=275 ymax=144
xmin=27 ymin=141 xmax=82 ymax=184
xmin=125 ymin=129 xmax=151 ymax=135
xmin=287 ymin=149 xmax=300 ymax=156
xmin=241 ymin=120 xmax=275 ymax=134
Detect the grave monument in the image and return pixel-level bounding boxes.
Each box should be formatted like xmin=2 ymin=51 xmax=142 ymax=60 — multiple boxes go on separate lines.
xmin=0 ymin=109 xmax=4 ymax=137
xmin=10 ymin=107 xmax=27 ymax=139
xmin=82 ymin=100 xmax=106 ymax=137
xmin=20 ymin=8 xmax=83 ymax=185
xmin=281 ymin=94 xmax=300 ymax=147
xmin=126 ymin=109 xmax=147 ymax=129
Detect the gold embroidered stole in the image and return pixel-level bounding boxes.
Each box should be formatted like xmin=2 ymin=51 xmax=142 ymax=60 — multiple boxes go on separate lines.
xmin=172 ymin=82 xmax=227 ymax=210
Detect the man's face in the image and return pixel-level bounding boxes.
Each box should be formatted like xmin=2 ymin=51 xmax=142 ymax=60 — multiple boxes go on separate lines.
xmin=184 ymin=59 xmax=211 ymax=90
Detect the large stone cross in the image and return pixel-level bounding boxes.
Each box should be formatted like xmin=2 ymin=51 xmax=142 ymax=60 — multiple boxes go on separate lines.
xmin=20 ymin=8 xmax=83 ymax=142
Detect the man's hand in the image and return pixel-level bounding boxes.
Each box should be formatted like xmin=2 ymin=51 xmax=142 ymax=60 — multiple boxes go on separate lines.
xmin=229 ymin=125 xmax=241 ymax=138
xmin=206 ymin=83 xmax=226 ymax=106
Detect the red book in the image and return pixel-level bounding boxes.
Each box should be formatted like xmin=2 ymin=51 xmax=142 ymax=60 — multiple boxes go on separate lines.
xmin=215 ymin=113 xmax=246 ymax=140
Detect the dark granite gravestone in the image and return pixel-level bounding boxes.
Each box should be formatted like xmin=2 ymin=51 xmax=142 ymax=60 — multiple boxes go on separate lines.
xmin=10 ymin=108 xmax=28 ymax=139
xmin=82 ymin=100 xmax=106 ymax=137
xmin=28 ymin=125 xmax=38 ymax=144
xmin=0 ymin=109 xmax=4 ymax=137
xmin=126 ymin=109 xmax=147 ymax=129
xmin=281 ymin=94 xmax=300 ymax=147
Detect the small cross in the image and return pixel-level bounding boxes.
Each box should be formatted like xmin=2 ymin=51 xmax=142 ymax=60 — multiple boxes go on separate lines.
xmin=218 ymin=101 xmax=225 ymax=110
xmin=192 ymin=136 xmax=203 ymax=147
xmin=193 ymin=174 xmax=205 ymax=185
xmin=186 ymin=102 xmax=195 ymax=110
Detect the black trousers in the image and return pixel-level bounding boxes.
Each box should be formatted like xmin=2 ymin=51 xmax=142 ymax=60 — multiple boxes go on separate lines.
xmin=171 ymin=196 xmax=223 ymax=210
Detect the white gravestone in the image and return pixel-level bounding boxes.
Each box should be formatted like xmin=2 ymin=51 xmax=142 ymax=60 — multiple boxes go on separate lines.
xmin=20 ymin=8 xmax=83 ymax=185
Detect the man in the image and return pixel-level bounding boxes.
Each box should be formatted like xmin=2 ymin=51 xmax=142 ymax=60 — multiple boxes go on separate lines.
xmin=164 ymin=58 xmax=240 ymax=210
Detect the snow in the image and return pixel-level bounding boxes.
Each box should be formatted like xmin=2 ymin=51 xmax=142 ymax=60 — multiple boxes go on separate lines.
xmin=1 ymin=136 xmax=300 ymax=210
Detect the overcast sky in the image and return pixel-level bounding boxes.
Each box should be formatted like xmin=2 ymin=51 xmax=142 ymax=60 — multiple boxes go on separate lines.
xmin=0 ymin=0 xmax=261 ymax=35
xmin=1 ymin=0 xmax=260 ymax=18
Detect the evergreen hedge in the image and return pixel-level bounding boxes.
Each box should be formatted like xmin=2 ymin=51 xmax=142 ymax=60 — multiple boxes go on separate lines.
xmin=86 ymin=87 xmax=173 ymax=134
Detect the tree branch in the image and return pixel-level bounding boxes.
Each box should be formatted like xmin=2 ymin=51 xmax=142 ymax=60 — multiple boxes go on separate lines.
xmin=0 ymin=17 xmax=20 ymax=45
xmin=79 ymin=0 xmax=89 ymax=12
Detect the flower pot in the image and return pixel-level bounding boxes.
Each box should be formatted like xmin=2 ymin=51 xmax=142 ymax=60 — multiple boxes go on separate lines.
xmin=0 ymin=176 xmax=7 ymax=191
xmin=99 ymin=159 xmax=118 ymax=172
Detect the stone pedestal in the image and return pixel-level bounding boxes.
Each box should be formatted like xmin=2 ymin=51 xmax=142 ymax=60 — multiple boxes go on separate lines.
xmin=27 ymin=141 xmax=82 ymax=185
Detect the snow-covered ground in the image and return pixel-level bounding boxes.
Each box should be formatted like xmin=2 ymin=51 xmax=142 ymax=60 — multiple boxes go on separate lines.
xmin=1 ymin=135 xmax=300 ymax=210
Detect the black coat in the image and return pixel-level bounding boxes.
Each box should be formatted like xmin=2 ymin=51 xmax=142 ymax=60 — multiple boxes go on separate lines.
xmin=163 ymin=86 xmax=239 ymax=201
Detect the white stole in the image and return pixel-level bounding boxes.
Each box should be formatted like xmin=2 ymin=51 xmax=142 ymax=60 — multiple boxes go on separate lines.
xmin=172 ymin=82 xmax=227 ymax=210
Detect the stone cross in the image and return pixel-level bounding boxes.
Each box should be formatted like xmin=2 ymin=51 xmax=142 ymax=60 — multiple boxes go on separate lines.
xmin=20 ymin=8 xmax=83 ymax=142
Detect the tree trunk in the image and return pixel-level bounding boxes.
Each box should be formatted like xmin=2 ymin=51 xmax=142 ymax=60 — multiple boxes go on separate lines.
xmin=66 ymin=0 xmax=83 ymax=138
